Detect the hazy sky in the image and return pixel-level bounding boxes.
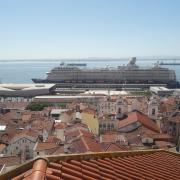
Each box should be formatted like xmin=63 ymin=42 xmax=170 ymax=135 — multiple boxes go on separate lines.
xmin=0 ymin=0 xmax=180 ymax=59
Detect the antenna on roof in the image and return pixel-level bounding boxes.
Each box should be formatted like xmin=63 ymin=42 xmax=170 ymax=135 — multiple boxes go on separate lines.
xmin=108 ymin=85 xmax=110 ymax=100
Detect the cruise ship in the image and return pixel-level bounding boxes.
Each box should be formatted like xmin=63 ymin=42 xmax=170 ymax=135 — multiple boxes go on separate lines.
xmin=32 ymin=57 xmax=179 ymax=88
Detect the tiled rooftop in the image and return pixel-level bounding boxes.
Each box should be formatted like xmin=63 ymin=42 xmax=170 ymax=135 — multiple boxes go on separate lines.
xmin=12 ymin=128 xmax=39 ymax=140
xmin=45 ymin=136 xmax=61 ymax=143
xmin=0 ymin=102 xmax=29 ymax=109
xmin=118 ymin=111 xmax=160 ymax=133
xmin=1 ymin=150 xmax=179 ymax=180
xmin=54 ymin=122 xmax=67 ymax=130
xmin=0 ymin=155 xmax=21 ymax=167
xmin=69 ymin=135 xmax=102 ymax=153
xmin=34 ymin=142 xmax=59 ymax=152
xmin=168 ymin=111 xmax=180 ymax=123
xmin=65 ymin=129 xmax=94 ymax=142
xmin=101 ymin=143 xmax=129 ymax=152
xmin=100 ymin=133 xmax=127 ymax=144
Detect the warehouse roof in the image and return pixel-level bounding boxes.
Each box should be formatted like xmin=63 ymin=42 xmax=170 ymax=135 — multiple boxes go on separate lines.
xmin=50 ymin=109 xmax=68 ymax=115
xmin=0 ymin=83 xmax=55 ymax=91
xmin=34 ymin=95 xmax=104 ymax=99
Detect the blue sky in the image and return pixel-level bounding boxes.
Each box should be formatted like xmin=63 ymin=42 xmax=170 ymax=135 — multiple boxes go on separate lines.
xmin=0 ymin=0 xmax=180 ymax=59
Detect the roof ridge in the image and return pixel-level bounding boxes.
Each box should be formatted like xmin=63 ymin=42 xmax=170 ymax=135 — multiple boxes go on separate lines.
xmin=81 ymin=135 xmax=90 ymax=152
xmin=26 ymin=158 xmax=48 ymax=180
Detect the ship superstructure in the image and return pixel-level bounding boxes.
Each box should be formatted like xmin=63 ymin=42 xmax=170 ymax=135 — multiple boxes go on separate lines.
xmin=32 ymin=57 xmax=178 ymax=87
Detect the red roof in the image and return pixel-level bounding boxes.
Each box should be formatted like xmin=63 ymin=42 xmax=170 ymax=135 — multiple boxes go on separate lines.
xmin=143 ymin=133 xmax=172 ymax=141
xmin=45 ymin=135 xmax=61 ymax=143
xmin=69 ymin=136 xmax=101 ymax=153
xmin=4 ymin=150 xmax=180 ymax=180
xmin=168 ymin=111 xmax=180 ymax=123
xmin=0 ymin=155 xmax=21 ymax=167
xmin=34 ymin=142 xmax=59 ymax=151
xmin=100 ymin=132 xmax=127 ymax=143
xmin=65 ymin=129 xmax=92 ymax=142
xmin=101 ymin=143 xmax=129 ymax=152
xmin=12 ymin=129 xmax=39 ymax=140
xmin=118 ymin=111 xmax=160 ymax=133
xmin=54 ymin=122 xmax=67 ymax=129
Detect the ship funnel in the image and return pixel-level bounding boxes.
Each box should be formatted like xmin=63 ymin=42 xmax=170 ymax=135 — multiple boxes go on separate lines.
xmin=60 ymin=62 xmax=65 ymax=66
xmin=128 ymin=57 xmax=136 ymax=65
xmin=127 ymin=57 xmax=137 ymax=67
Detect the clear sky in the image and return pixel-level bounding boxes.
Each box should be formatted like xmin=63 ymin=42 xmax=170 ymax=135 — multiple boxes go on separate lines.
xmin=0 ymin=0 xmax=180 ymax=59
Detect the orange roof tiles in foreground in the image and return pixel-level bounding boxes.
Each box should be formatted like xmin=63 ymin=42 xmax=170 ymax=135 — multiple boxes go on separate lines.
xmin=1 ymin=149 xmax=180 ymax=180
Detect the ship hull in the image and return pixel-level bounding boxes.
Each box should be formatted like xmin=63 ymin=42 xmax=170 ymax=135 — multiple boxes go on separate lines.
xmin=32 ymin=78 xmax=180 ymax=88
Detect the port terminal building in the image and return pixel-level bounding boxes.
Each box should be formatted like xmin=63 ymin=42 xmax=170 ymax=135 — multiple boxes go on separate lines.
xmin=33 ymin=95 xmax=105 ymax=104
xmin=150 ymin=86 xmax=174 ymax=96
xmin=0 ymin=84 xmax=56 ymax=102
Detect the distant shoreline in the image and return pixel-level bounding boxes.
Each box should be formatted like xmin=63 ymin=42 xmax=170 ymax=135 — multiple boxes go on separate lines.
xmin=0 ymin=58 xmax=180 ymax=62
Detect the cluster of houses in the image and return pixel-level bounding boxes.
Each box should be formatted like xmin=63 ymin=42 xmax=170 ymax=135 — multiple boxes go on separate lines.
xmin=0 ymin=93 xmax=179 ymax=173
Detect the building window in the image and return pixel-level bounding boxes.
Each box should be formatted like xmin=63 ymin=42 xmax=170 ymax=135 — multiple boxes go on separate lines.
xmin=107 ymin=124 xmax=110 ymax=131
xmin=37 ymin=152 xmax=39 ymax=155
xmin=25 ymin=146 xmax=29 ymax=152
xmin=111 ymin=124 xmax=114 ymax=130
xmin=152 ymin=109 xmax=155 ymax=115
xmin=118 ymin=108 xmax=121 ymax=113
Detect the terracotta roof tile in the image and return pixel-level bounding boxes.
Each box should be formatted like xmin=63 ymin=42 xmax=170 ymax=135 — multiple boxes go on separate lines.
xmin=0 ymin=155 xmax=21 ymax=167
xmin=143 ymin=133 xmax=173 ymax=141
xmin=0 ymin=102 xmax=29 ymax=109
xmin=12 ymin=128 xmax=39 ymax=140
xmin=52 ymin=146 xmax=64 ymax=155
xmin=4 ymin=150 xmax=180 ymax=180
xmin=100 ymin=132 xmax=127 ymax=143
xmin=155 ymin=141 xmax=175 ymax=149
xmin=168 ymin=111 xmax=180 ymax=123
xmin=21 ymin=112 xmax=32 ymax=122
xmin=118 ymin=111 xmax=160 ymax=133
xmin=34 ymin=142 xmax=59 ymax=151
xmin=65 ymin=128 xmax=92 ymax=142
xmin=117 ymin=113 xmax=138 ymax=128
xmin=163 ymin=97 xmax=178 ymax=106
xmin=45 ymin=136 xmax=61 ymax=143
xmin=65 ymin=122 xmax=88 ymax=132
xmin=54 ymin=122 xmax=67 ymax=129
xmin=101 ymin=143 xmax=129 ymax=152
xmin=69 ymin=135 xmax=102 ymax=153
xmin=31 ymin=118 xmax=54 ymax=131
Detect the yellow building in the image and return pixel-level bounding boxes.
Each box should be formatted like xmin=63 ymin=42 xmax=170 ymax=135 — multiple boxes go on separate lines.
xmin=81 ymin=108 xmax=99 ymax=135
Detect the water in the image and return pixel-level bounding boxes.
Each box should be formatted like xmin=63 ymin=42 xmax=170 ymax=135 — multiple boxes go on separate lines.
xmin=0 ymin=59 xmax=180 ymax=83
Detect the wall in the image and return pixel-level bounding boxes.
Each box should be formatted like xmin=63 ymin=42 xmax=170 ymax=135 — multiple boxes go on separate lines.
xmin=54 ymin=129 xmax=65 ymax=141
xmin=6 ymin=136 xmax=37 ymax=161
xmin=81 ymin=112 xmax=99 ymax=135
